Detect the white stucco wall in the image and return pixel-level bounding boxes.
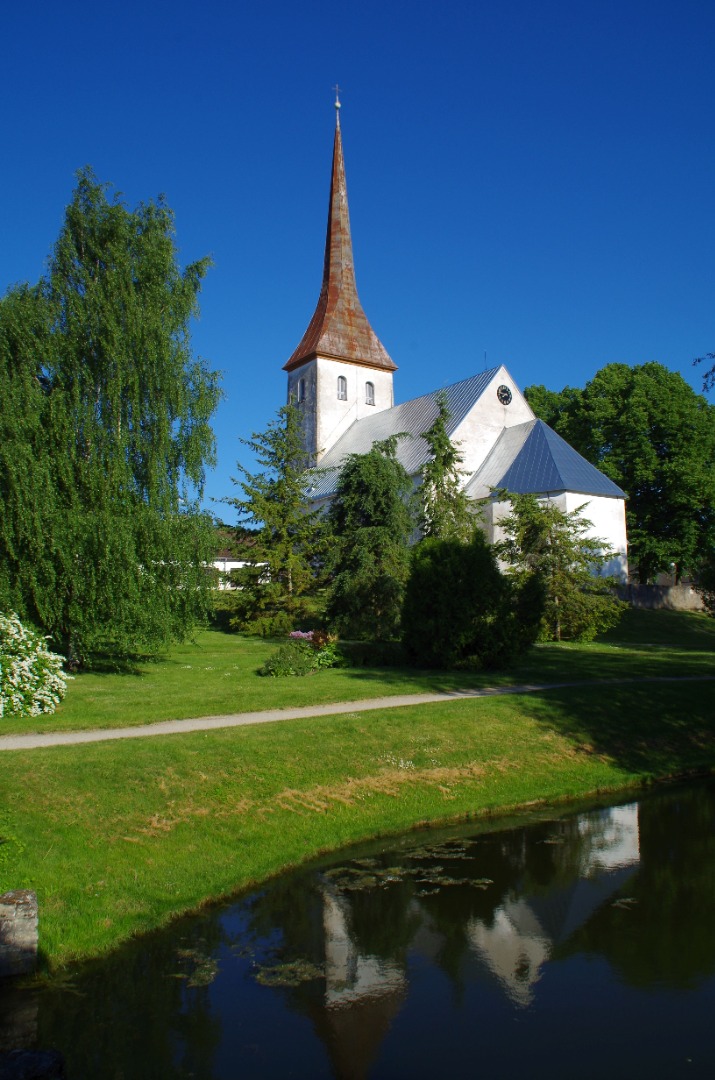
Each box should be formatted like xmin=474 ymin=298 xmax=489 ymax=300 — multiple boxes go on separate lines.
xmin=287 ymin=356 xmax=394 ymax=463
xmin=450 ymin=366 xmax=535 ymax=477
xmin=484 ymin=492 xmax=628 ymax=582
xmin=559 ymin=492 xmax=628 ymax=581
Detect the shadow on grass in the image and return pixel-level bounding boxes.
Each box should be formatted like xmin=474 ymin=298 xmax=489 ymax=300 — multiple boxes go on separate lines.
xmin=82 ymin=652 xmax=161 ymax=676
xmin=333 ymin=637 xmax=714 ymax=695
xmin=524 ymin=679 xmax=715 ymax=778
xmin=600 ymin=608 xmax=715 ymax=649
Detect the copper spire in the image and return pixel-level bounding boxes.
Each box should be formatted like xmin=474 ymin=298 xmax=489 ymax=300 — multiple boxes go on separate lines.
xmin=284 ymin=104 xmax=396 ymax=373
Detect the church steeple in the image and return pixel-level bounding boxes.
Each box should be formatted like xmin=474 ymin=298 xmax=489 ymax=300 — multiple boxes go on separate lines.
xmin=284 ymin=100 xmax=396 ymax=373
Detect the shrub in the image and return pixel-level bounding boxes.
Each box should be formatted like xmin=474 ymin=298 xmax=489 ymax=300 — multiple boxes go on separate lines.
xmin=258 ymin=632 xmax=347 ymax=677
xmin=257 ymin=639 xmax=316 ymax=677
xmin=401 ymin=533 xmax=543 ymax=670
xmin=0 ymin=612 xmax=71 ymax=717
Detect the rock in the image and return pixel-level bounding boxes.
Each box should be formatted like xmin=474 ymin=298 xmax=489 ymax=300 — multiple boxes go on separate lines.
xmin=0 ymin=893 xmax=38 ymax=979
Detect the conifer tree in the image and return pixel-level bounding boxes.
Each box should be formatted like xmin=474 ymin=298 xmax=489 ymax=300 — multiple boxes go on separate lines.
xmin=418 ymin=393 xmax=474 ymax=541
xmin=495 ymin=493 xmax=625 ymax=641
xmin=226 ymin=403 xmax=324 ymax=634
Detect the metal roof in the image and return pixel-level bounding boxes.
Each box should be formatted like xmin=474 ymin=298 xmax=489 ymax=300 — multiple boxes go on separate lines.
xmin=284 ymin=114 xmax=396 ymax=374
xmin=306 ymin=368 xmax=503 ymax=500
xmin=465 ymin=420 xmax=626 ymax=499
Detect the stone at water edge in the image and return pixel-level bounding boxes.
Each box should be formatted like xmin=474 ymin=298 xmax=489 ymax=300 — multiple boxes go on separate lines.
xmin=0 ymin=892 xmax=38 ymax=978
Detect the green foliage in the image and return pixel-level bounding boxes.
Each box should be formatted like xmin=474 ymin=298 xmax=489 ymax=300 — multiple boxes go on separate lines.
xmin=225 ymin=404 xmax=324 ymax=634
xmin=326 ymin=438 xmax=414 ymax=640
xmin=694 ymin=351 xmax=715 ymax=393
xmin=0 ymin=611 xmax=71 ymax=717
xmin=257 ymin=632 xmax=346 ymax=677
xmin=418 ymin=394 xmax=474 ymax=541
xmin=0 ymin=169 xmax=221 ymax=662
xmin=496 ymin=493 xmax=626 ymax=642
xmin=257 ymin=639 xmax=316 ymax=677
xmin=402 ymin=532 xmax=544 ymax=669
xmin=526 ymin=363 xmax=715 ymax=584
xmin=523 ymin=383 xmax=582 ymax=430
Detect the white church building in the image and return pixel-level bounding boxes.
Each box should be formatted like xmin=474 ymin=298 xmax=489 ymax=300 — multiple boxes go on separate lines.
xmin=284 ymin=102 xmax=628 ymax=581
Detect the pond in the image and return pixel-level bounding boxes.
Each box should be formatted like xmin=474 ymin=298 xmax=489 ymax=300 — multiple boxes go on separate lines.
xmin=2 ymin=779 xmax=715 ymax=1078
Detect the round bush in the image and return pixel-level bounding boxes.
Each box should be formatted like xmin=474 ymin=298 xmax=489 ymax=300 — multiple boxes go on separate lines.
xmin=401 ymin=533 xmax=543 ymax=670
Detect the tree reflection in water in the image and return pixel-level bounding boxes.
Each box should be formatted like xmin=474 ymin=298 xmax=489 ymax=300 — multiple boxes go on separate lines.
xmin=2 ymin=780 xmax=715 ymax=1079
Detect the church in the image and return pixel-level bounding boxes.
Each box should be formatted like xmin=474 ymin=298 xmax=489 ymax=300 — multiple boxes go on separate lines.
xmin=283 ymin=100 xmax=628 ymax=581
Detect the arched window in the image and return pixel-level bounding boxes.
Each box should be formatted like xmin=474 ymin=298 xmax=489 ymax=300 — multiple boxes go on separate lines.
xmin=365 ymin=381 xmax=375 ymax=406
xmin=337 ymin=376 xmax=347 ymax=401
xmin=298 ymin=378 xmax=306 ymax=403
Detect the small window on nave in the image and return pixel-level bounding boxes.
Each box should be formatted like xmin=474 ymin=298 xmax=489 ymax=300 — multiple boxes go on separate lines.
xmin=365 ymin=381 xmax=375 ymax=406
xmin=337 ymin=376 xmax=347 ymax=401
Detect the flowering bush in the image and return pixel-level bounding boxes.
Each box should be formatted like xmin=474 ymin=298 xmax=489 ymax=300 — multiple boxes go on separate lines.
xmin=0 ymin=613 xmax=72 ymax=718
xmin=258 ymin=630 xmax=346 ymax=677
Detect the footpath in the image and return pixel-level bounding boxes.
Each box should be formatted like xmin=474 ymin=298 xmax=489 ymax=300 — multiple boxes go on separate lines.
xmin=0 ymin=675 xmax=713 ymax=751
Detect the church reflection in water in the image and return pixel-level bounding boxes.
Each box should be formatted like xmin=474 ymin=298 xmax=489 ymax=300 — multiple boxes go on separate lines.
xmin=5 ymin=782 xmax=715 ymax=1079
xmin=236 ymin=799 xmax=643 ymax=1073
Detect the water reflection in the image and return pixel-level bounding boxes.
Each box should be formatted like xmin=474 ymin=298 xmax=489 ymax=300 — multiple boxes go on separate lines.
xmin=3 ymin=781 xmax=715 ymax=1078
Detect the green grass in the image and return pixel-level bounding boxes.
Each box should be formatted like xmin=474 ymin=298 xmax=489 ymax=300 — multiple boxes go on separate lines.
xmin=1 ymin=608 xmax=714 ymax=971
xmin=2 ymin=608 xmax=713 ymax=737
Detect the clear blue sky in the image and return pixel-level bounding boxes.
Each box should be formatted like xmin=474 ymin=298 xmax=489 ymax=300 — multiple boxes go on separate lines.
xmin=2 ymin=0 xmax=714 ymax=514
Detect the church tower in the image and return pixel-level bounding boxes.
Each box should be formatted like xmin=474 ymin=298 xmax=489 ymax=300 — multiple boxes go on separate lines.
xmin=284 ymin=95 xmax=396 ymax=464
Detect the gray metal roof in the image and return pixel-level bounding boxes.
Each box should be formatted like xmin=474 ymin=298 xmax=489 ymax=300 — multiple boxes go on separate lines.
xmin=306 ymin=368 xmax=502 ymax=500
xmin=465 ymin=420 xmax=626 ymax=499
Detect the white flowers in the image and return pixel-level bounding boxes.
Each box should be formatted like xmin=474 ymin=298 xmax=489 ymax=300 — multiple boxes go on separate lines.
xmin=0 ymin=613 xmax=72 ymax=718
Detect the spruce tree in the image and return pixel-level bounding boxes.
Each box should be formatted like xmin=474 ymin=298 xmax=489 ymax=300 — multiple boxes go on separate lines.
xmin=226 ymin=403 xmax=324 ymax=634
xmin=418 ymin=393 xmax=474 ymax=541
xmin=495 ymin=493 xmax=625 ymax=641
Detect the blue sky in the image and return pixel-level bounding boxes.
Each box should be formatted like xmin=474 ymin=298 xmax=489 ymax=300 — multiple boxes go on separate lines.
xmin=2 ymin=0 xmax=714 ymax=515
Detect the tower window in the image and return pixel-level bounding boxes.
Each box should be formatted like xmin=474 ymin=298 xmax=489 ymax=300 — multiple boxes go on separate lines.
xmin=337 ymin=376 xmax=347 ymax=401
xmin=365 ymin=381 xmax=375 ymax=406
xmin=298 ymin=378 xmax=306 ymax=403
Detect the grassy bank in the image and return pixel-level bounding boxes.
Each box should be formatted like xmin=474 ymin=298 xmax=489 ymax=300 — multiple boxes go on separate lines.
xmin=2 ymin=610 xmax=714 ymax=970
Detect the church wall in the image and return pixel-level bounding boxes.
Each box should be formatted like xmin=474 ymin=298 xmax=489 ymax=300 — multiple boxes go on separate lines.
xmin=484 ymin=492 xmax=628 ymax=583
xmin=314 ymin=357 xmax=394 ymax=462
xmin=450 ymin=368 xmax=535 ymax=477
xmin=560 ymin=492 xmax=628 ymax=582
xmin=287 ymin=359 xmax=319 ymax=462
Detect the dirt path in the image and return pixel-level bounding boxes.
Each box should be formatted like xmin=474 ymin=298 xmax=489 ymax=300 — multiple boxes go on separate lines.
xmin=1 ymin=675 xmax=712 ymax=751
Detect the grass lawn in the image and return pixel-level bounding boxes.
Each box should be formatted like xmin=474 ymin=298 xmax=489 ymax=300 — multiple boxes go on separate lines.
xmin=1 ymin=608 xmax=714 ymax=738
xmin=1 ymin=608 xmax=714 ymax=971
